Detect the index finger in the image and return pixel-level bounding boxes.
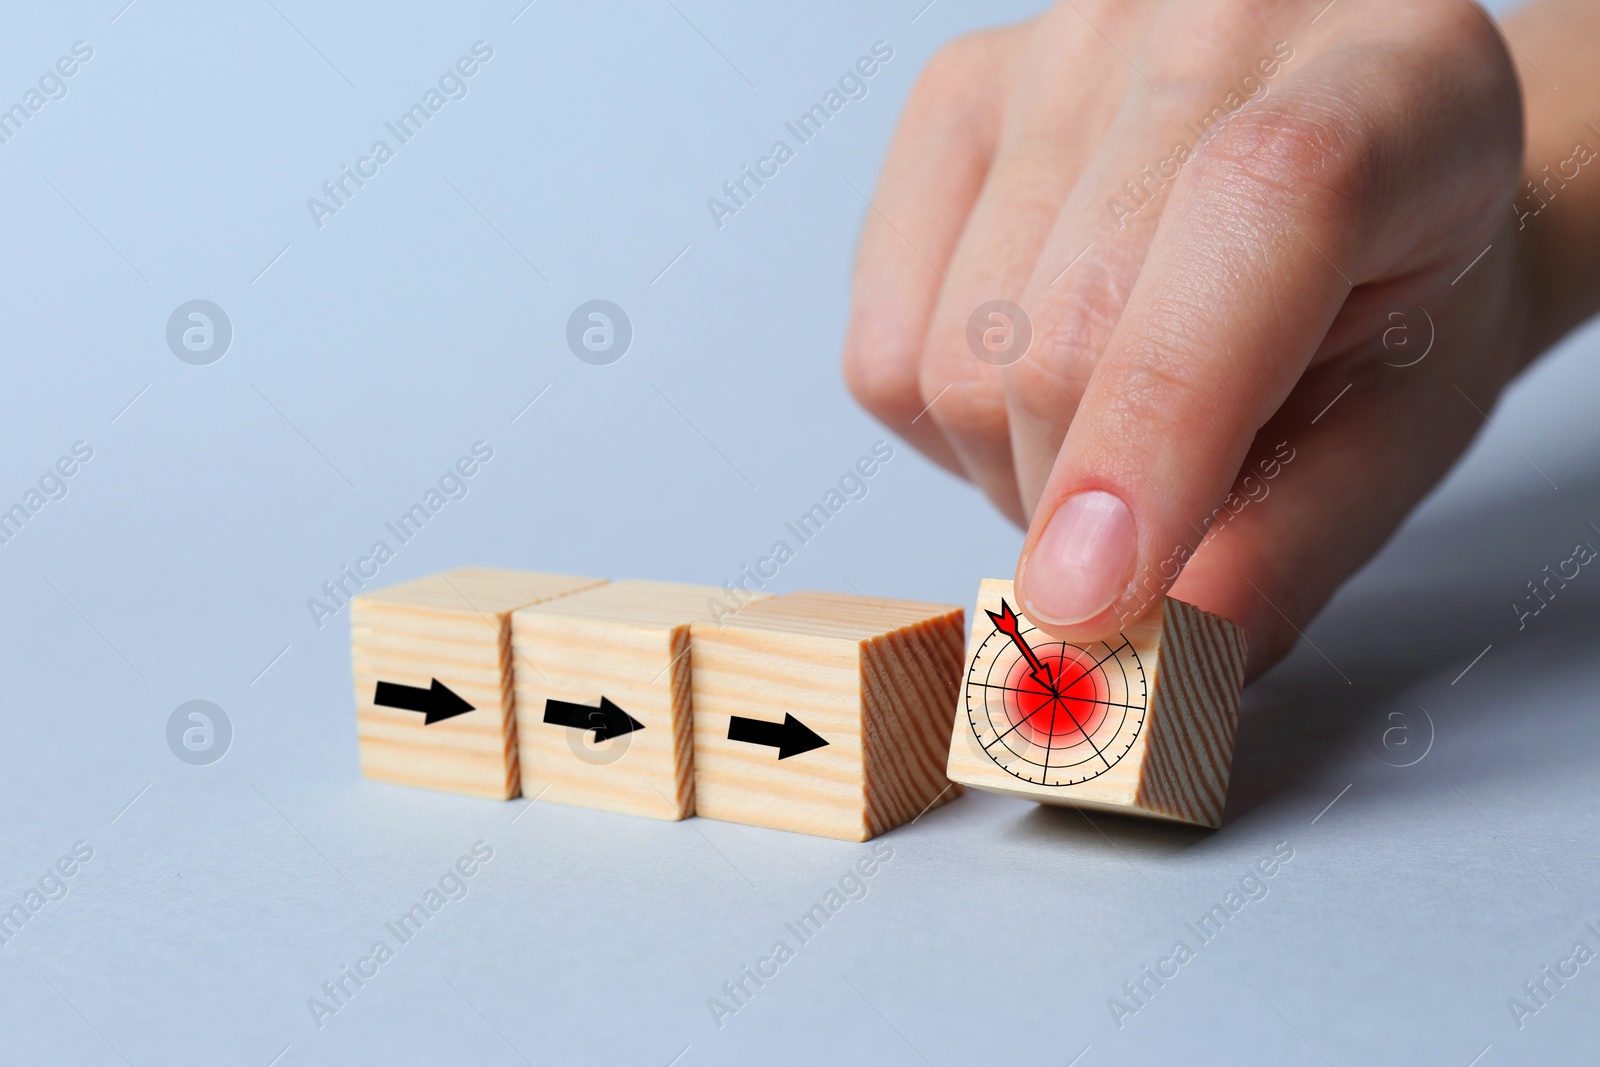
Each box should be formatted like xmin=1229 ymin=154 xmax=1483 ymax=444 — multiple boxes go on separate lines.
xmin=1014 ymin=64 xmax=1408 ymax=637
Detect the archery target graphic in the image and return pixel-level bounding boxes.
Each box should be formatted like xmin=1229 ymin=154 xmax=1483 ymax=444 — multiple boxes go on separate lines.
xmin=966 ymin=609 xmax=1148 ymax=787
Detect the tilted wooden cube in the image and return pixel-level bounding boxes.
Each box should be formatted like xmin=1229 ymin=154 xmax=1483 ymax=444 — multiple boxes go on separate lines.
xmin=351 ymin=568 xmax=603 ymax=799
xmin=510 ymin=579 xmax=753 ymax=821
xmin=690 ymin=591 xmax=966 ymax=841
xmin=945 ymin=579 xmax=1247 ymax=828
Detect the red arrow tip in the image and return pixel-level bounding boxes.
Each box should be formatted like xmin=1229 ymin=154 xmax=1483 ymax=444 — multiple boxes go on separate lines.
xmin=985 ymin=600 xmax=1021 ymax=638
xmin=988 ymin=599 xmax=1053 ymax=686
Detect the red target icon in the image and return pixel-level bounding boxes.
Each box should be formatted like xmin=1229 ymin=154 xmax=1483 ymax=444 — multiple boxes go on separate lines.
xmin=966 ymin=600 xmax=1147 ymax=787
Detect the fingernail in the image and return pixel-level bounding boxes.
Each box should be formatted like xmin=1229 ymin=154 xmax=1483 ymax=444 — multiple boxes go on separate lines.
xmin=1023 ymin=489 xmax=1136 ymax=626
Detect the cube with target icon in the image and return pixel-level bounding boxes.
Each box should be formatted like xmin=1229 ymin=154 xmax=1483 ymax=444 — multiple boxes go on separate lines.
xmin=945 ymin=578 xmax=1246 ymax=828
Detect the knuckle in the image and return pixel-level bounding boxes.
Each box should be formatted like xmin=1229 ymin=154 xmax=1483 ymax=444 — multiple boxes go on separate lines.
xmin=925 ymin=31 xmax=998 ymax=83
xmin=931 ymin=387 xmax=1008 ymax=439
xmin=841 ymin=329 xmax=920 ymax=423
xmin=1191 ymin=98 xmax=1376 ymax=211
xmin=1416 ymin=0 xmax=1507 ymax=62
xmin=1096 ymin=337 xmax=1214 ymax=441
xmin=1005 ymin=351 xmax=1089 ymax=423
xmin=911 ymin=30 xmax=1006 ymax=112
xmin=1005 ymin=289 xmax=1120 ymax=420
xmin=920 ymin=366 xmax=1006 ymax=437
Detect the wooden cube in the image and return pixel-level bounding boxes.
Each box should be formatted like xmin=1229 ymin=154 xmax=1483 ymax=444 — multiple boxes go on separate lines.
xmin=351 ymin=568 xmax=604 ymax=799
xmin=510 ymin=579 xmax=750 ymax=821
xmin=690 ymin=591 xmax=965 ymax=841
xmin=945 ymin=578 xmax=1246 ymax=828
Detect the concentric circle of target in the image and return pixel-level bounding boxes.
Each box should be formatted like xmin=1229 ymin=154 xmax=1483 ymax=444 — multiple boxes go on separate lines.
xmin=966 ymin=621 xmax=1147 ymax=787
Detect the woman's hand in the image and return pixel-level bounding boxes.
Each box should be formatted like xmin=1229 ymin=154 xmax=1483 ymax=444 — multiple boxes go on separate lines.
xmin=842 ymin=0 xmax=1531 ymax=676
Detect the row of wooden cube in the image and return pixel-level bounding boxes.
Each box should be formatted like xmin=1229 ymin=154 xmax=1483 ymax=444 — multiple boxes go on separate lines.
xmin=351 ymin=568 xmax=965 ymax=841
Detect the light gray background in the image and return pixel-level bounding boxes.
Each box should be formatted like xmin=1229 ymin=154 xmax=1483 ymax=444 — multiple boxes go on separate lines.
xmin=2 ymin=1 xmax=1593 ymax=1064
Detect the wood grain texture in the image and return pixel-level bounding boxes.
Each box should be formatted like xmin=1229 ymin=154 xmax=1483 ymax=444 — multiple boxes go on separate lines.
xmin=691 ymin=591 xmax=965 ymax=842
xmin=511 ymin=580 xmax=747 ymax=821
xmin=1133 ymin=597 xmax=1248 ymax=827
xmin=352 ymin=568 xmax=604 ymax=799
xmin=945 ymin=579 xmax=1246 ymax=828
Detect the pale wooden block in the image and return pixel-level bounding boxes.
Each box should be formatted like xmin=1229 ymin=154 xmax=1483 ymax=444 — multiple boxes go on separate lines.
xmin=945 ymin=578 xmax=1247 ymax=828
xmin=352 ymin=568 xmax=604 ymax=799
xmin=511 ymin=579 xmax=756 ymax=821
xmin=691 ymin=591 xmax=966 ymax=842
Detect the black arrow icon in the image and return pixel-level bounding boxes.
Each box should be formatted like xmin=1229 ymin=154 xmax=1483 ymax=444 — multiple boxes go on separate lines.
xmin=543 ymin=697 xmax=644 ymax=742
xmin=726 ymin=713 xmax=828 ymax=759
xmin=373 ymin=679 xmax=475 ymax=724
